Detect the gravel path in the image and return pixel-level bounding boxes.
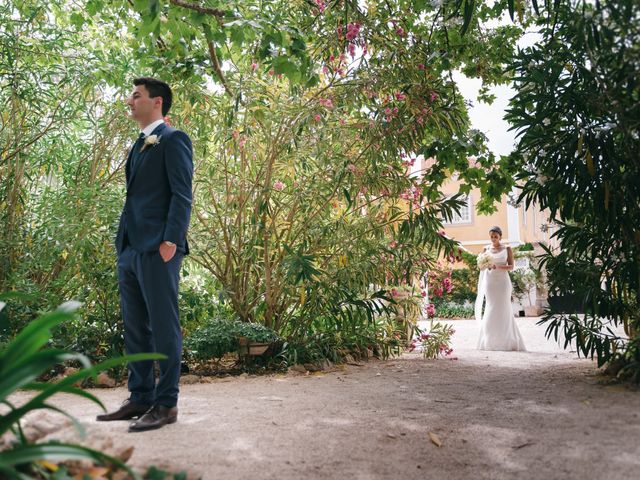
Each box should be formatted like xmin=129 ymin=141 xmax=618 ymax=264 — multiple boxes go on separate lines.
xmin=15 ymin=318 xmax=640 ymax=479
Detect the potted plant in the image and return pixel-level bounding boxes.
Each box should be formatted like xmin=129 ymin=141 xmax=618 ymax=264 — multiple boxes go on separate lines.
xmin=511 ymin=268 xmax=542 ymax=316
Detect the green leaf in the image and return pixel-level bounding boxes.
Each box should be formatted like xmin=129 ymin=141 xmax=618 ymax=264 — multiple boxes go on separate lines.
xmin=230 ymin=27 xmax=245 ymax=46
xmin=272 ymin=56 xmax=296 ymax=76
xmin=460 ymin=0 xmax=475 ymax=36
xmin=531 ymin=0 xmax=540 ymax=15
xmin=0 ymin=444 xmax=137 ymax=478
xmin=507 ymin=0 xmax=515 ymax=20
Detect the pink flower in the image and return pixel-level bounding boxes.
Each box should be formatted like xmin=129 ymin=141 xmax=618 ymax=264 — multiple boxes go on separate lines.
xmin=345 ymin=22 xmax=361 ymax=41
xmin=322 ymin=65 xmax=329 ymax=74
xmin=395 ymin=92 xmax=406 ymax=101
xmin=430 ymin=92 xmax=439 ymax=102
xmin=314 ymin=113 xmax=322 ymax=122
xmin=418 ymin=63 xmax=425 ymax=70
xmin=339 ymin=118 xmax=346 ymax=126
xmin=273 ymin=180 xmax=285 ymax=191
xmin=347 ymin=164 xmax=357 ymax=173
xmin=421 ymin=291 xmax=427 ymax=297
xmin=389 ymin=240 xmax=398 ymax=249
xmin=426 ymin=303 xmax=436 ymax=317
xmin=314 ymin=0 xmax=326 ymax=13
xmin=319 ymin=98 xmax=333 ymax=108
xmin=268 ymin=69 xmax=275 ymax=76
xmin=384 ymin=107 xmax=392 ymax=116
xmin=443 ymin=277 xmax=453 ymax=293
xmin=434 ymin=287 xmax=443 ymax=298
xmin=251 ymin=62 xmax=258 ymax=71
xmin=396 ymin=27 xmax=405 ymax=37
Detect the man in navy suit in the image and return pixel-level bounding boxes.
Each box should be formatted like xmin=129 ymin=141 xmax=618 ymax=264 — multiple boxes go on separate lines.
xmin=97 ymin=77 xmax=193 ymax=432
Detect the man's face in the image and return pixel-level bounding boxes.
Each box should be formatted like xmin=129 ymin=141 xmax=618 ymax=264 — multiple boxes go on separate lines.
xmin=126 ymin=85 xmax=161 ymax=123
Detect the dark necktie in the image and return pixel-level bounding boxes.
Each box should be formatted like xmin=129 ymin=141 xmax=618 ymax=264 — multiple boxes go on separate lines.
xmin=131 ymin=132 xmax=145 ymax=171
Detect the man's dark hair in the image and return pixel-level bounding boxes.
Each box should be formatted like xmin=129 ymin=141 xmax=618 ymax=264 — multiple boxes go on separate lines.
xmin=133 ymin=77 xmax=173 ymax=116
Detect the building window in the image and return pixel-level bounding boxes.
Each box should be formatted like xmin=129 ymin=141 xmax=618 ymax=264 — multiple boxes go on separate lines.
xmin=444 ymin=194 xmax=472 ymax=225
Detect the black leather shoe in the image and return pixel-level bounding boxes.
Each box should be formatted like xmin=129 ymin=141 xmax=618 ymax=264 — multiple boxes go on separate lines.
xmin=96 ymin=399 xmax=152 ymax=422
xmin=128 ymin=404 xmax=178 ymax=432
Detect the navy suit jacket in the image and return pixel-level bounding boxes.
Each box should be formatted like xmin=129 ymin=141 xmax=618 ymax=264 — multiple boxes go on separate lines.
xmin=115 ymin=123 xmax=193 ymax=255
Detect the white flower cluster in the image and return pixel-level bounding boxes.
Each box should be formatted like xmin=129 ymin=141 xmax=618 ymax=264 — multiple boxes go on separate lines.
xmin=477 ymin=252 xmax=492 ymax=270
xmin=141 ymin=134 xmax=162 ymax=152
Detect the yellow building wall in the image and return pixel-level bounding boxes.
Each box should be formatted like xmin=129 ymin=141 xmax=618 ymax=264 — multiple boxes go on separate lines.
xmin=438 ymin=180 xmax=558 ymax=255
xmin=418 ymin=157 xmax=559 ymax=256
xmin=518 ymin=203 xmax=558 ymax=248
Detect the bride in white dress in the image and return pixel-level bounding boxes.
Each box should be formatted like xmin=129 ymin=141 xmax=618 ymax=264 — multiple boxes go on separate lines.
xmin=475 ymin=226 xmax=526 ymax=351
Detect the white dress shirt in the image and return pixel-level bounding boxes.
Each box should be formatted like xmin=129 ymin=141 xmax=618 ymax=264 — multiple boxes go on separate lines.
xmin=141 ymin=119 xmax=165 ymax=137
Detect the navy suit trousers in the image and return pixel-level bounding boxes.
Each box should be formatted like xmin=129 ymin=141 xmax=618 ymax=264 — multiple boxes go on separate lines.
xmin=118 ymin=246 xmax=184 ymax=407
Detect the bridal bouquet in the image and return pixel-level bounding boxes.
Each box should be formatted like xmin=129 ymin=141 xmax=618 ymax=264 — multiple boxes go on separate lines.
xmin=476 ymin=252 xmax=493 ymax=270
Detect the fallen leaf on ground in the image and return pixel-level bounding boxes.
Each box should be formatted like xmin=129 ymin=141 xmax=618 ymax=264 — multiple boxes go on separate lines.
xmin=428 ymin=432 xmax=442 ymax=447
xmin=512 ymin=442 xmax=534 ymax=450
xmin=81 ymin=467 xmax=110 ymax=479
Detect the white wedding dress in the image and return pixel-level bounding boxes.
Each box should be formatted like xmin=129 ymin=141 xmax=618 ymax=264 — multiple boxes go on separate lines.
xmin=475 ymin=247 xmax=526 ymax=351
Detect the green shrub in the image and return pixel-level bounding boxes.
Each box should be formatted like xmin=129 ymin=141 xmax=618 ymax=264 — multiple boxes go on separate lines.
xmin=433 ymin=302 xmax=474 ymax=319
xmin=516 ymin=243 xmax=534 ymax=252
xmin=185 ymin=318 xmax=281 ymax=362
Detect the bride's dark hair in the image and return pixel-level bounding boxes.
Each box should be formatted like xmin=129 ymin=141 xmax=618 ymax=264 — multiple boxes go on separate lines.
xmin=489 ymin=226 xmax=502 ymax=236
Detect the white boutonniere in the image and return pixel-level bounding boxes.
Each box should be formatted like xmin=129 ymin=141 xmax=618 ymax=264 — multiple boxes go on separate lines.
xmin=140 ymin=134 xmax=162 ymax=152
